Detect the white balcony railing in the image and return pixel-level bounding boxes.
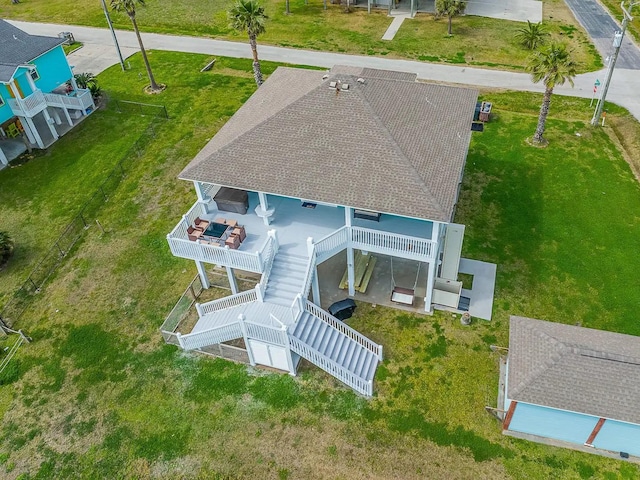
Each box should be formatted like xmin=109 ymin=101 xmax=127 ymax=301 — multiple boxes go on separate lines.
xmin=350 ymin=226 xmax=435 ymax=261
xmin=7 ymin=89 xmax=47 ymax=117
xmin=178 ymin=322 xmax=243 ymax=350
xmin=315 ymin=226 xmax=349 ymax=263
xmin=167 ymin=201 xmax=268 ymax=274
xmin=44 ymin=89 xmax=93 ymax=111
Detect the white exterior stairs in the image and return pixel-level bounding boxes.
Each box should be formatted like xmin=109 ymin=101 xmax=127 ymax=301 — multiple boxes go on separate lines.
xmin=263 ymin=253 xmax=309 ymax=307
xmin=290 ymin=310 xmax=379 ymax=384
xmin=178 ymin=249 xmax=382 ymax=396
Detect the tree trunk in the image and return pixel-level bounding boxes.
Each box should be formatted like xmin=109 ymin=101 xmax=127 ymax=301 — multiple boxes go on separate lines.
xmin=533 ymin=87 xmax=553 ymax=143
xmin=130 ymin=14 xmax=160 ymax=91
xmin=448 ymin=15 xmax=453 ymax=35
xmin=249 ymin=35 xmax=263 ymax=87
xmin=286 ymin=0 xmax=290 ymax=14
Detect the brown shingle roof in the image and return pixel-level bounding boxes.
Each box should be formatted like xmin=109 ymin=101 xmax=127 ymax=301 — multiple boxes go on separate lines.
xmin=179 ymin=66 xmax=478 ymax=222
xmin=508 ymin=316 xmax=640 ymax=425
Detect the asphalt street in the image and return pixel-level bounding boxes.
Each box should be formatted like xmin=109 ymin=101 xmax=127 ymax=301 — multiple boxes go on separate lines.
xmin=564 ymin=0 xmax=640 ymax=69
xmin=8 ymin=19 xmax=640 ymax=121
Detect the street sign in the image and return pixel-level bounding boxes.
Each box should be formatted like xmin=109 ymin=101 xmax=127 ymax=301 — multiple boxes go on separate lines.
xmin=595 ymin=79 xmax=601 ymax=86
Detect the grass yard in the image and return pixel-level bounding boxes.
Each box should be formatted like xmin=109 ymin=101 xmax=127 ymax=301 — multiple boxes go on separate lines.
xmin=0 ymin=0 xmax=601 ymax=72
xmin=0 ymin=52 xmax=639 ymax=479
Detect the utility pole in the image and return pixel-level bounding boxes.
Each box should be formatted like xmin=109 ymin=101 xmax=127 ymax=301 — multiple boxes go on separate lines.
xmin=100 ymin=0 xmax=126 ymax=71
xmin=591 ymin=1 xmax=637 ymax=126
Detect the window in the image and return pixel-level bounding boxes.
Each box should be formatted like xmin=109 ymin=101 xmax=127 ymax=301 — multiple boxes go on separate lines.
xmin=29 ymin=68 xmax=39 ymax=82
xmin=0 ymin=95 xmax=4 ymax=107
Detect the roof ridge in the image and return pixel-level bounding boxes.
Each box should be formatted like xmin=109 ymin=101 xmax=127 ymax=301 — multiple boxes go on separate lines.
xmin=509 ymin=323 xmax=570 ymax=398
xmin=350 ymin=78 xmax=447 ymax=219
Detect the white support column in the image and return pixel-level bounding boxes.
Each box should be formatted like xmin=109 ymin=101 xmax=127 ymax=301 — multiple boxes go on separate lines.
xmin=238 ymin=314 xmax=256 ymax=366
xmin=193 ymin=181 xmax=211 ymax=215
xmin=258 ymin=191 xmax=272 ymax=225
xmin=51 ymin=108 xmax=62 ymax=125
xmin=346 ymin=247 xmax=355 ymax=297
xmin=344 ymin=206 xmax=352 ymax=227
xmin=0 ymin=147 xmax=8 ymax=167
xmin=9 ymin=80 xmax=22 ymax=100
xmin=311 ymin=266 xmax=321 ymax=305
xmin=70 ymin=76 xmax=79 ymax=92
xmin=61 ymin=105 xmax=73 ymax=126
xmin=424 ymin=222 xmax=440 ymax=312
xmin=25 ymin=71 xmax=37 ymax=92
xmin=18 ymin=117 xmax=35 ymax=145
xmin=282 ymin=325 xmax=296 ymax=376
xmin=267 ymin=229 xmax=279 ymax=252
xmin=23 ymin=117 xmax=44 ymax=148
xmin=42 ymin=109 xmax=59 ymax=140
xmin=195 ymin=261 xmax=210 ymax=289
xmin=226 ymin=266 xmax=239 ymax=295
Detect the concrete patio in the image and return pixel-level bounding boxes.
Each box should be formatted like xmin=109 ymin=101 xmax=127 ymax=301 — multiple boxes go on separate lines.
xmin=318 ymin=251 xmax=497 ymax=320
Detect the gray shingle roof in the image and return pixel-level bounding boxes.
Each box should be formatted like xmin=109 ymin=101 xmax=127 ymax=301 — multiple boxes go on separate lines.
xmin=0 ymin=19 xmax=64 ymax=82
xmin=508 ymin=316 xmax=640 ymax=425
xmin=179 ymin=66 xmax=478 ymax=222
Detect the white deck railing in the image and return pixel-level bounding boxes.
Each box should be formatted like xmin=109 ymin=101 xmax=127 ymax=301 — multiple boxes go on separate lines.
xmin=178 ymin=322 xmax=243 ymax=350
xmin=198 ymin=289 xmax=258 ymax=315
xmin=289 ymin=335 xmax=372 ymax=396
xmin=315 ymin=226 xmax=349 ymax=263
xmin=44 ymin=89 xmax=93 ymax=111
xmin=258 ymin=234 xmax=278 ymax=289
xmin=299 ymin=249 xmax=317 ymax=298
xmin=8 ymin=90 xmax=47 ymax=117
xmin=167 ymin=201 xmax=268 ymax=273
xmin=245 ymin=321 xmax=288 ymax=346
xmin=304 ymin=300 xmax=382 ymax=360
xmin=350 ymin=226 xmax=435 ymax=261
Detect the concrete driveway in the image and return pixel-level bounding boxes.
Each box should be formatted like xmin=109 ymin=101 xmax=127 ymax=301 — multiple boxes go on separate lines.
xmin=564 ymin=0 xmax=640 ymax=69
xmin=465 ymin=0 xmax=542 ymax=23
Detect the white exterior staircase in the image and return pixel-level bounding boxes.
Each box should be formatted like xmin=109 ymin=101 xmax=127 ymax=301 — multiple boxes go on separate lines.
xmin=263 ymin=253 xmax=309 ymax=306
xmin=177 ymin=247 xmax=382 ymax=396
xmin=290 ymin=309 xmax=380 ymax=389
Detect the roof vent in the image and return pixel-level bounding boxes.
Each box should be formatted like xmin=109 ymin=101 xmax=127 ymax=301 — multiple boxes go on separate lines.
xmin=329 ymin=81 xmax=337 ymax=88
xmin=322 ymin=74 xmax=329 ymax=80
xmin=341 ymin=83 xmax=349 ymax=91
xmin=357 ymin=77 xmax=365 ymax=84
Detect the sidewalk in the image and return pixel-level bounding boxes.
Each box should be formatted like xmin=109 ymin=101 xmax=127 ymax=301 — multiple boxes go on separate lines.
xmin=9 ymin=20 xmax=640 ymax=121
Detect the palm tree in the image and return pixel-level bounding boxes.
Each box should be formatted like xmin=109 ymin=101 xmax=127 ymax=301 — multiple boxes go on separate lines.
xmin=110 ymin=0 xmax=161 ymax=91
xmin=527 ymin=42 xmax=577 ymax=144
xmin=0 ymin=231 xmax=14 ymax=268
xmin=229 ymin=0 xmax=268 ymax=87
xmin=515 ymin=21 xmax=549 ymax=50
xmin=435 ymin=0 xmax=466 ymax=36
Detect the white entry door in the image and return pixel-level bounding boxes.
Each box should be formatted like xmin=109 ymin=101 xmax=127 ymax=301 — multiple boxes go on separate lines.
xmin=248 ymin=340 xmax=290 ymax=371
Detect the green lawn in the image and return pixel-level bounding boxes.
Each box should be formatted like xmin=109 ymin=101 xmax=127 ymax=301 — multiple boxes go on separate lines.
xmin=0 ymin=52 xmax=639 ymax=478
xmin=0 ymin=0 xmax=601 ymax=72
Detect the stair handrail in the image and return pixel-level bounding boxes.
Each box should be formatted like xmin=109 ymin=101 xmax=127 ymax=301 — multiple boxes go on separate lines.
xmin=304 ymin=300 xmax=383 ymax=361
xmin=288 ymin=335 xmax=373 ymax=397
xmin=177 ymin=321 xmax=243 ymax=351
xmin=258 ymin=231 xmax=279 ymax=291
xmin=300 ymin=242 xmax=317 ymax=298
xmin=197 ymin=289 xmax=257 ymax=316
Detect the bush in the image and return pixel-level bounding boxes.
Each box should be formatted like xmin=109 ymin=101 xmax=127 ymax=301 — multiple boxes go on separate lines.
xmin=73 ymin=72 xmax=102 ymax=100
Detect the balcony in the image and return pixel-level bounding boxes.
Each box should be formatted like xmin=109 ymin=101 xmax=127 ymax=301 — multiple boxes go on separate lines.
xmin=8 ymin=88 xmax=93 ymax=118
xmin=168 ymin=192 xmax=437 ymax=272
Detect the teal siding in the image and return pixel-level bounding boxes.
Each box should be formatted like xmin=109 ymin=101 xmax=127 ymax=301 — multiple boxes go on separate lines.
xmin=14 ymin=70 xmax=34 ymax=98
xmin=592 ymin=419 xmax=640 ymax=456
xmin=31 ymin=45 xmax=73 ymax=93
xmin=0 ymin=84 xmax=13 ymax=124
xmin=508 ymin=402 xmax=599 ymax=445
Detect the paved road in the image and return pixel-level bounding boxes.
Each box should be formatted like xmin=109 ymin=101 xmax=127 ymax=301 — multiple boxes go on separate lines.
xmin=564 ymin=0 xmax=640 ymax=70
xmin=8 ymin=20 xmax=640 ymax=121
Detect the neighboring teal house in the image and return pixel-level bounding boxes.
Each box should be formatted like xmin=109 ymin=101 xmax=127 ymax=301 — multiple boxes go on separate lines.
xmin=502 ymin=316 xmax=640 ymax=459
xmin=0 ymin=19 xmax=94 ymax=167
